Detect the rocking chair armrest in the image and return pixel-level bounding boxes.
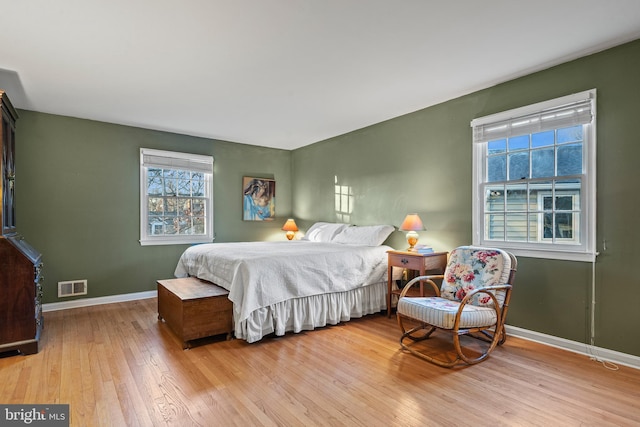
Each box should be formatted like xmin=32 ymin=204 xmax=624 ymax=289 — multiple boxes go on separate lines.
xmin=459 ymin=284 xmax=512 ymax=305
xmin=398 ymin=275 xmax=444 ymax=299
xmin=475 ymin=284 xmax=513 ymax=293
xmin=455 ymin=284 xmax=513 ymax=323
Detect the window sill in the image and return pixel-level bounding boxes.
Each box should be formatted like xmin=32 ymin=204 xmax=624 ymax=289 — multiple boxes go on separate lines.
xmin=140 ymin=237 xmax=213 ymax=246
xmin=489 ymin=245 xmax=597 ymax=262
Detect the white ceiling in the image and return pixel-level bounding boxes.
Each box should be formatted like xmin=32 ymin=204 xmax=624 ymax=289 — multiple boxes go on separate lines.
xmin=2 ymin=1 xmax=640 ymax=150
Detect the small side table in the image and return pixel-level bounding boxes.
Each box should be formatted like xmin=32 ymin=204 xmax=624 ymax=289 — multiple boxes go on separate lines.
xmin=386 ymin=250 xmax=448 ymax=317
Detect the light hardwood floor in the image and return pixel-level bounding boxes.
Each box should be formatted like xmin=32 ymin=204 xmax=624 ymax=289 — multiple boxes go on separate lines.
xmin=1 ymin=298 xmax=639 ymax=426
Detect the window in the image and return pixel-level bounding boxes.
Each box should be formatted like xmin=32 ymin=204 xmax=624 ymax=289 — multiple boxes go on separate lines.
xmin=471 ymin=89 xmax=596 ymax=262
xmin=140 ymin=148 xmax=214 ymax=246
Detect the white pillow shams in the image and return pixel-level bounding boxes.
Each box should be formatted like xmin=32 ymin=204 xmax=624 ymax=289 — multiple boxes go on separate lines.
xmin=332 ymin=224 xmax=395 ymax=246
xmin=301 ymin=222 xmax=349 ymax=242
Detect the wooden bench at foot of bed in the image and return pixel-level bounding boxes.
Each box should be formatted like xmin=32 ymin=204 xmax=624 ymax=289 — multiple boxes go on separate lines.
xmin=157 ymin=277 xmax=233 ymax=349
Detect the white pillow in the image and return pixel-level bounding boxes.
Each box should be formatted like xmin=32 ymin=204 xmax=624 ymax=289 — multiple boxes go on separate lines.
xmin=332 ymin=225 xmax=395 ymax=246
xmin=301 ymin=222 xmax=349 ymax=242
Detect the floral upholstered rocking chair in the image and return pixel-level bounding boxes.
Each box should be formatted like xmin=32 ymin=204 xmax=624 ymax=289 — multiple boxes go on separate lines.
xmin=397 ymin=246 xmax=517 ymax=367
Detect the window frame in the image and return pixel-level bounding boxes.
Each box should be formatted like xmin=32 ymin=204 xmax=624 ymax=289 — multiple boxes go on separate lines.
xmin=139 ymin=148 xmax=214 ymax=246
xmin=471 ymin=89 xmax=597 ymax=262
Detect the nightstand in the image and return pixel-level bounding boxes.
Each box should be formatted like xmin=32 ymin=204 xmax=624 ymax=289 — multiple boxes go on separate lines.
xmin=386 ymin=250 xmax=448 ymax=317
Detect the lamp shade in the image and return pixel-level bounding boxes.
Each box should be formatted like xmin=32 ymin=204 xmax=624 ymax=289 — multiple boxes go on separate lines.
xmin=282 ymin=218 xmax=298 ymax=240
xmin=399 ymin=214 xmax=424 ymax=231
xmin=281 ymin=219 xmax=298 ymax=232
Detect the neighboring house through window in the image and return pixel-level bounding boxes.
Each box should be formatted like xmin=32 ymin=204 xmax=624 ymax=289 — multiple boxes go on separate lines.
xmin=140 ymin=148 xmax=214 ymax=246
xmin=471 ymin=89 xmax=596 ymax=262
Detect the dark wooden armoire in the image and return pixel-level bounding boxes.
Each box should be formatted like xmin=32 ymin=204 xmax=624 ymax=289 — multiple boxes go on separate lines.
xmin=0 ymin=89 xmax=44 ymax=355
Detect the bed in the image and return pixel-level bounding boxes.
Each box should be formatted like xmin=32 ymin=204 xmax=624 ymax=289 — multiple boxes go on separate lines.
xmin=174 ymin=222 xmax=395 ymax=343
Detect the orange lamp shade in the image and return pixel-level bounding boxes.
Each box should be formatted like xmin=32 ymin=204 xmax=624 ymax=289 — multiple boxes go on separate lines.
xmin=399 ymin=214 xmax=424 ymax=251
xmin=282 ymin=218 xmax=299 ymax=240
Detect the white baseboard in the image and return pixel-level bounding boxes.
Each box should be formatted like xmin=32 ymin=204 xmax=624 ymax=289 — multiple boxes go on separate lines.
xmin=42 ymin=293 xmax=639 ymax=370
xmin=505 ymin=325 xmax=640 ymax=370
xmin=42 ymin=290 xmax=157 ymax=312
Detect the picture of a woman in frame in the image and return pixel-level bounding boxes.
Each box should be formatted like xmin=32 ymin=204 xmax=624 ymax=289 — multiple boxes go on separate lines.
xmin=243 ymin=177 xmax=275 ymax=221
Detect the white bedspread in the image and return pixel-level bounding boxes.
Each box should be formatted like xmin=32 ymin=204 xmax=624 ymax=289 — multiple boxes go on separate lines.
xmin=174 ymin=241 xmax=390 ymax=325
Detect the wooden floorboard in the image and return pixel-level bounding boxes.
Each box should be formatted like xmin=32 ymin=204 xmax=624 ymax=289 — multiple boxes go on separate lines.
xmin=1 ymin=298 xmax=639 ymax=426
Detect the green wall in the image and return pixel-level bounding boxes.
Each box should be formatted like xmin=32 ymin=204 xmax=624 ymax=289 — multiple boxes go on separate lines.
xmin=292 ymin=39 xmax=640 ymax=357
xmin=15 ymin=113 xmax=292 ymax=303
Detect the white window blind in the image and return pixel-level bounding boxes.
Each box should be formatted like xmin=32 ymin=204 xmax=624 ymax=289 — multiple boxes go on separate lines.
xmin=141 ymin=150 xmax=213 ymax=172
xmin=472 ymin=94 xmax=594 ymax=143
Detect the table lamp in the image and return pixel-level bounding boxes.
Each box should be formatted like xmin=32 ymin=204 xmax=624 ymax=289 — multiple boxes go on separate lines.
xmin=282 ymin=218 xmax=299 ymax=240
xmin=399 ymin=213 xmax=424 ymax=251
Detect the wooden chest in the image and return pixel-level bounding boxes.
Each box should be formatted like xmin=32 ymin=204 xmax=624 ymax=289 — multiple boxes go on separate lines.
xmin=157 ymin=277 xmax=233 ymax=349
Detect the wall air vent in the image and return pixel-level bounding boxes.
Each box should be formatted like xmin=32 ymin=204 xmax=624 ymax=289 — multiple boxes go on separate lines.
xmin=58 ymin=279 xmax=88 ymax=297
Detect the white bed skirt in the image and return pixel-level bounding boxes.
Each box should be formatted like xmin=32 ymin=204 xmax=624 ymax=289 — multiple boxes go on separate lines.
xmin=235 ymin=281 xmax=388 ymax=343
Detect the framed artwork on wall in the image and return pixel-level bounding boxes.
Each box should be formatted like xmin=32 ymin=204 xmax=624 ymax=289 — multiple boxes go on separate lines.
xmin=242 ymin=177 xmax=275 ymax=221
